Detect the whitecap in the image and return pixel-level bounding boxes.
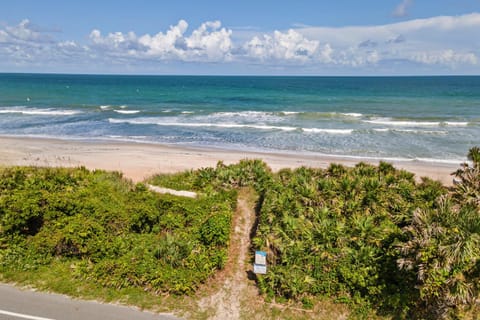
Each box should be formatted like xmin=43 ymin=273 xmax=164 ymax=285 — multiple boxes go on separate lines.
xmin=364 ymin=119 xmax=440 ymax=126
xmin=108 ymin=118 xmax=297 ymax=131
xmin=443 ymin=121 xmax=469 ymax=126
xmin=0 ymin=107 xmax=81 ymax=116
xmin=342 ymin=113 xmax=363 ymax=118
xmin=373 ymin=128 xmax=447 ymax=135
xmin=212 ymin=111 xmax=270 ymax=117
xmin=114 ymin=110 xmax=141 ymax=114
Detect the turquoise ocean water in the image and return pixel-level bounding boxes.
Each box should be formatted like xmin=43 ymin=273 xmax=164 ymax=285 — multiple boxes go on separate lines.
xmin=0 ymin=73 xmax=479 ymax=163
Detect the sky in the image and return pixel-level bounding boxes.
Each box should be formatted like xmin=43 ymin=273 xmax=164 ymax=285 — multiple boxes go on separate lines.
xmin=1 ymin=0 xmax=480 ymax=75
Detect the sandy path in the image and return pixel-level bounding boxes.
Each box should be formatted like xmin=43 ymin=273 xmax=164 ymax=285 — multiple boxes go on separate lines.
xmin=198 ymin=193 xmax=255 ymax=319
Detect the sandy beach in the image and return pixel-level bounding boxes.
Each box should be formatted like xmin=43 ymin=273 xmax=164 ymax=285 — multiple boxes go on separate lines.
xmin=0 ymin=136 xmax=459 ymax=185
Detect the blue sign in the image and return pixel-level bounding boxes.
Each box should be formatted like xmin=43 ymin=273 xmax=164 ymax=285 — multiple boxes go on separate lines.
xmin=254 ymin=251 xmax=267 ymax=274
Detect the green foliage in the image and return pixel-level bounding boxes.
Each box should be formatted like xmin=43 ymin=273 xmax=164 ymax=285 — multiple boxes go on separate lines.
xmin=0 ymin=166 xmax=236 ymax=294
xmin=253 ymin=161 xmax=449 ymax=317
xmin=200 ymin=212 xmax=231 ymax=247
xmin=397 ymin=196 xmax=480 ymax=319
xmin=452 ymin=147 xmax=480 ymax=208
xmin=148 ymin=159 xmax=272 ymax=193
xmin=395 ymin=147 xmax=480 ymax=319
xmin=2 ymin=148 xmax=479 ymax=319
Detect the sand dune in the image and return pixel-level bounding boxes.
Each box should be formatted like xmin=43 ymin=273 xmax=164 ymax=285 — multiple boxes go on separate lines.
xmin=0 ymin=136 xmax=459 ymax=185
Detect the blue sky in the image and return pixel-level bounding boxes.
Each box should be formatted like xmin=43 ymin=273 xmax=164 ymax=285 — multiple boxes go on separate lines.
xmin=1 ymin=0 xmax=480 ymax=75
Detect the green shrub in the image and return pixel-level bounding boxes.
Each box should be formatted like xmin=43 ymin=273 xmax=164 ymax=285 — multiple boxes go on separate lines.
xmin=0 ymin=166 xmax=237 ymax=295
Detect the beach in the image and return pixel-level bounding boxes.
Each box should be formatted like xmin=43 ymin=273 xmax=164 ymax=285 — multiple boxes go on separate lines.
xmin=0 ymin=136 xmax=459 ymax=185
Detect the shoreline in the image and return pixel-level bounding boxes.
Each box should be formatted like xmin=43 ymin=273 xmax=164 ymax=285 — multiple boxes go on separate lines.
xmin=0 ymin=136 xmax=459 ymax=185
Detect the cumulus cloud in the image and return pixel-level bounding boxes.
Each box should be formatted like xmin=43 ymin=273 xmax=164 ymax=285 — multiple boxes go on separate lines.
xmin=184 ymin=21 xmax=233 ymax=60
xmin=88 ymin=20 xmax=233 ymax=62
xmin=243 ymin=29 xmax=319 ymax=62
xmin=1 ymin=14 xmax=479 ymax=73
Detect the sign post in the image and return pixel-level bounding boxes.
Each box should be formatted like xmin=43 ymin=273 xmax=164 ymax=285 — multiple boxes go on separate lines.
xmin=253 ymin=250 xmax=267 ymax=274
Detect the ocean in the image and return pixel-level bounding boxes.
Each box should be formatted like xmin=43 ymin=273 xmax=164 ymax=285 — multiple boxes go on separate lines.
xmin=0 ymin=73 xmax=479 ymax=164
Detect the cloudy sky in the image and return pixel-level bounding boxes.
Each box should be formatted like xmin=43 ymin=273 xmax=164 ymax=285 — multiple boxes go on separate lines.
xmin=1 ymin=0 xmax=480 ymax=75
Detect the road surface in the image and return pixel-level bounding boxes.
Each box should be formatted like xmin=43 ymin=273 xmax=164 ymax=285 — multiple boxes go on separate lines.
xmin=0 ymin=284 xmax=180 ymax=320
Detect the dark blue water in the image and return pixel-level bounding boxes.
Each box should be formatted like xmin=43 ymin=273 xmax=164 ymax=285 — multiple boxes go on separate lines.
xmin=1 ymin=73 xmax=479 ymax=163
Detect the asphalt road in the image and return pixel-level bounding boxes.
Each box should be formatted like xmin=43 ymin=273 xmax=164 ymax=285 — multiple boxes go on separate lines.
xmin=0 ymin=284 xmax=180 ymax=320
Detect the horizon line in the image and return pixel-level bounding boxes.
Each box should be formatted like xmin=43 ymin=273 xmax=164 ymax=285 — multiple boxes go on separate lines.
xmin=2 ymin=71 xmax=480 ymax=77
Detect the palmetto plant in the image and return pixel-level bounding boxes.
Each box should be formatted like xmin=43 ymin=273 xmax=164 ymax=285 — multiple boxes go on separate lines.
xmin=397 ymin=195 xmax=480 ymax=319
xmin=452 ymin=146 xmax=480 ymax=207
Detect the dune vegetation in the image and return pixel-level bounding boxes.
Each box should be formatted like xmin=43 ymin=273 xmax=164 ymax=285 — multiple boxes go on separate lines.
xmin=0 ymin=148 xmax=479 ymax=319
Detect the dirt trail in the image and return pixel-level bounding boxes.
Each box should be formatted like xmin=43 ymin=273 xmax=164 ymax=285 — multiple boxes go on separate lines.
xmin=198 ymin=193 xmax=256 ymax=319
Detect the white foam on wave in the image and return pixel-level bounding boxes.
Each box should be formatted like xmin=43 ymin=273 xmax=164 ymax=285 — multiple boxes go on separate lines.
xmin=373 ymin=128 xmax=448 ymax=135
xmin=212 ymin=111 xmax=271 ymax=118
xmin=0 ymin=107 xmax=81 ymax=116
xmin=106 ymin=135 xmax=148 ymax=142
xmin=444 ymin=121 xmax=469 ymax=126
xmin=181 ymin=111 xmax=194 ymax=114
xmin=306 ymin=152 xmax=465 ymax=166
xmin=303 ymin=128 xmax=353 ymax=134
xmin=100 ymin=105 xmax=112 ymax=110
xmin=203 ymin=111 xmax=284 ymax=123
xmin=281 ymin=111 xmax=300 ymax=115
xmin=342 ymin=113 xmax=363 ymax=118
xmin=108 ymin=117 xmax=357 ymax=135
xmin=414 ymin=158 xmax=465 ymax=165
xmin=108 ymin=118 xmax=297 ymax=131
xmin=365 ymin=118 xmax=470 ymax=127
xmin=114 ymin=110 xmax=141 ymax=114
xmin=365 ymin=119 xmax=440 ymax=126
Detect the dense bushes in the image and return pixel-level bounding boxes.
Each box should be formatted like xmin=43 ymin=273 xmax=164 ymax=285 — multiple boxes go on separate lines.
xmin=1 ymin=151 xmax=479 ymax=319
xmin=252 ymin=163 xmax=436 ymax=314
xmin=0 ymin=166 xmax=236 ymax=294
xmin=252 ymin=152 xmax=480 ymax=319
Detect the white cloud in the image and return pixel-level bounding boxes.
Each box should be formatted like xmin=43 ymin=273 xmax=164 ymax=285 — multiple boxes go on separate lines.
xmin=90 ymin=29 xmax=140 ymax=53
xmin=393 ymin=0 xmax=413 ymax=18
xmin=8 ymin=19 xmax=52 ymax=42
xmin=89 ymin=20 xmax=233 ymax=62
xmin=0 ymin=19 xmax=53 ymax=44
xmin=184 ymin=21 xmax=233 ymax=61
xmin=243 ymin=29 xmax=319 ymax=62
xmin=296 ymin=13 xmax=480 ymax=68
xmin=411 ymin=50 xmax=478 ymax=66
xmin=0 ymin=14 xmax=479 ymax=74
xmin=138 ymin=20 xmax=188 ymax=58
